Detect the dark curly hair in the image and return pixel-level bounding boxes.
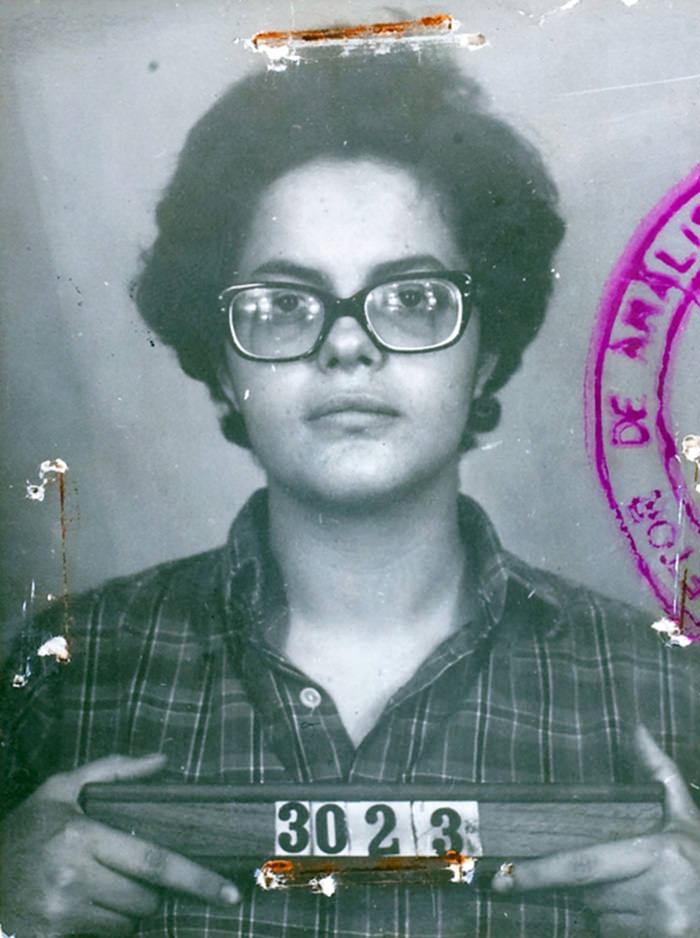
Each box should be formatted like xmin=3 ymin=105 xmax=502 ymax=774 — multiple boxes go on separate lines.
xmin=134 ymin=48 xmax=565 ymax=450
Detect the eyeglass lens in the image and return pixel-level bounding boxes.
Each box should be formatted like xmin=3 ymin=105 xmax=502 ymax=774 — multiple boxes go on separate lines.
xmin=228 ymin=278 xmax=463 ymax=359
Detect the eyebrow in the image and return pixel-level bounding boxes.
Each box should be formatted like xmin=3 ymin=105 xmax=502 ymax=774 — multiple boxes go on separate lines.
xmin=247 ymin=260 xmax=333 ymax=289
xmin=247 ymin=254 xmax=449 ymax=291
xmin=368 ymin=255 xmax=449 ymax=281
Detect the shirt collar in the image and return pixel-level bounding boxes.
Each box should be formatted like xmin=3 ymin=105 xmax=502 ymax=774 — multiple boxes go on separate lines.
xmin=455 ymin=493 xmax=509 ymax=626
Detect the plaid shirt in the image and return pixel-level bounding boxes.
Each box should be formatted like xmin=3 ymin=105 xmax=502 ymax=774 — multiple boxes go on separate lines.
xmin=3 ymin=489 xmax=700 ymax=938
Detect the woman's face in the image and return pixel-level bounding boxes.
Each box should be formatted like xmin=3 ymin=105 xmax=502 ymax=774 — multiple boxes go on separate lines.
xmin=220 ymin=157 xmax=489 ymax=508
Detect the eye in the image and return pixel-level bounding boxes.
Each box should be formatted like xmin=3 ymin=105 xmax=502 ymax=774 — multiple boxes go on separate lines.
xmin=274 ymin=293 xmax=301 ymax=313
xmin=396 ymin=287 xmax=426 ymax=308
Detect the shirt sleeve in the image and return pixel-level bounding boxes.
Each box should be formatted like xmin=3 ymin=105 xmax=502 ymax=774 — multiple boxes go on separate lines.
xmin=607 ymin=600 xmax=700 ymax=803
xmin=0 ymin=602 xmax=69 ymax=818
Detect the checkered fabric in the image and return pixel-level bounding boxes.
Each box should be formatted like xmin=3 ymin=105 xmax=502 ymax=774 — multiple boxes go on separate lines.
xmin=3 ymin=490 xmax=700 ymax=937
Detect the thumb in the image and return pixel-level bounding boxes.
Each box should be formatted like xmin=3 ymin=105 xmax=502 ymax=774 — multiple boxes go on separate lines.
xmin=635 ymin=724 xmax=698 ymax=824
xmin=41 ymin=752 xmax=167 ymax=803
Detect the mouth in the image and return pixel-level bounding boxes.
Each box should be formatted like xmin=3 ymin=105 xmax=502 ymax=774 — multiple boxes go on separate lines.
xmin=306 ymin=394 xmax=401 ymax=422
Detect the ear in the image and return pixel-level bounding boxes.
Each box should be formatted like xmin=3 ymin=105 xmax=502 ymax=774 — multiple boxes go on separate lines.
xmin=474 ymin=351 xmax=498 ymax=398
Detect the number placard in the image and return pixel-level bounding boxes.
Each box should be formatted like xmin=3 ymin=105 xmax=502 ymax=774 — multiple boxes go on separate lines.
xmin=275 ymin=800 xmax=481 ymax=857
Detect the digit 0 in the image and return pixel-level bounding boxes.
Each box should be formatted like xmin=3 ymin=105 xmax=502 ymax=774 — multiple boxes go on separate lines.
xmin=314 ymin=803 xmax=348 ymax=854
xmin=277 ymin=801 xmax=310 ymax=853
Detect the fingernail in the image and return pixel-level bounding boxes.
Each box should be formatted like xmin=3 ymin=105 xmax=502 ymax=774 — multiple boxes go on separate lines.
xmin=220 ymin=884 xmax=240 ymax=905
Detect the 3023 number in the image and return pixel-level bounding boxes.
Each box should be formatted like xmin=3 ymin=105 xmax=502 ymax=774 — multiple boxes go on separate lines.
xmin=274 ymin=800 xmax=481 ymax=857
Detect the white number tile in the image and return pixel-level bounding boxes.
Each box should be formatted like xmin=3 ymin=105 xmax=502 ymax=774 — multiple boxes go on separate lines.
xmin=411 ymin=801 xmax=483 ymax=857
xmin=274 ymin=800 xmax=312 ymax=856
xmin=344 ymin=801 xmax=413 ymax=856
xmin=310 ymin=801 xmax=351 ymax=856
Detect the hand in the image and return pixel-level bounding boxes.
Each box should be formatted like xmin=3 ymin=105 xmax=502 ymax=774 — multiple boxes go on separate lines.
xmin=0 ymin=754 xmax=240 ymax=938
xmin=491 ymin=725 xmax=700 ymax=937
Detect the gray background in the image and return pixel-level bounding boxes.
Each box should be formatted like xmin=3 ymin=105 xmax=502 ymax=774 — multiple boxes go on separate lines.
xmin=2 ymin=0 xmax=699 ymax=637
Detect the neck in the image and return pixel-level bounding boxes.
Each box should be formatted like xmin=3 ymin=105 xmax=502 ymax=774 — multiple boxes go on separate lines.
xmin=267 ymin=467 xmax=475 ymax=637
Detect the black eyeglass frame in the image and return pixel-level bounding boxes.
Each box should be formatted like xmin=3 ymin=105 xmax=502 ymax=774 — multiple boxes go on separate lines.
xmin=218 ymin=271 xmax=473 ymax=363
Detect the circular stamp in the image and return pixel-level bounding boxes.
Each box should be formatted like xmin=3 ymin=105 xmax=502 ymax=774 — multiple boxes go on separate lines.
xmin=586 ymin=163 xmax=700 ymax=643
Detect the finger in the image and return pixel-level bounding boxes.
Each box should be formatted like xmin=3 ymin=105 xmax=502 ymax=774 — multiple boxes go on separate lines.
xmin=491 ymin=839 xmax=653 ymax=893
xmin=76 ymin=862 xmax=162 ymax=919
xmin=42 ymin=753 xmax=168 ymax=802
xmin=635 ymin=724 xmax=698 ymax=823
xmin=584 ymin=877 xmax=653 ymax=914
xmin=88 ymin=824 xmax=240 ymax=907
xmin=70 ymin=902 xmax=137 ymax=938
xmin=74 ymin=753 xmax=168 ymax=785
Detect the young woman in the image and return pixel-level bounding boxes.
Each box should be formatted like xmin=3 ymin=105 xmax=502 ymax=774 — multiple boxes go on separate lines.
xmin=2 ymin=49 xmax=700 ymax=938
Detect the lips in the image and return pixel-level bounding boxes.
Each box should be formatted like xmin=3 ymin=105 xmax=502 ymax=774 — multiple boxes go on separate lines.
xmin=306 ymin=394 xmax=401 ymax=421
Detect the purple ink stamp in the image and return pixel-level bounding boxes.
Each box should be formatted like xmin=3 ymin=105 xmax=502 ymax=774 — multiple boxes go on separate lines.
xmin=586 ymin=162 xmax=700 ymax=642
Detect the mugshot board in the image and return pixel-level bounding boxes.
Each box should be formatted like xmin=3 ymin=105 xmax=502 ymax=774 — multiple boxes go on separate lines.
xmin=1 ymin=3 xmax=700 ymax=938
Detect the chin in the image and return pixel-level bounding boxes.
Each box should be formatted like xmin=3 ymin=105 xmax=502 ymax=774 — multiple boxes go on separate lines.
xmin=282 ymin=455 xmax=457 ymax=513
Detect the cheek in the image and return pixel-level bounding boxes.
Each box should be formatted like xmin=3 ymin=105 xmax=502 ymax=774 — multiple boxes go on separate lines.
xmin=227 ymin=357 xmax=278 ymax=415
xmin=237 ymin=396 xmax=297 ymax=470
xmin=411 ymin=347 xmax=479 ymax=416
xmin=240 ymin=389 xmax=289 ymax=436
xmin=228 ymin=365 xmax=303 ymax=445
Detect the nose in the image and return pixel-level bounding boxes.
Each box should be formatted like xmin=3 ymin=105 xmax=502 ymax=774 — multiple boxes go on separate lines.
xmin=316 ymin=316 xmax=384 ymax=373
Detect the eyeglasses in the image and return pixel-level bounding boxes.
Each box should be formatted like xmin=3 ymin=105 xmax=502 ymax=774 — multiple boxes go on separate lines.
xmin=218 ymin=271 xmax=472 ymax=362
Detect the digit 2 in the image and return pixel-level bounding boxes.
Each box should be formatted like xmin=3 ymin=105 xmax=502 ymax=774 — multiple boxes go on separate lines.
xmin=365 ymin=803 xmax=399 ymax=855
xmin=277 ymin=801 xmax=310 ymax=853
xmin=430 ymin=807 xmax=464 ymax=855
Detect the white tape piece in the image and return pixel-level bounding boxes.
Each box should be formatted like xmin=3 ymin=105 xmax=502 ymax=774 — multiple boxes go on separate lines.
xmin=36 ymin=635 xmax=70 ymax=661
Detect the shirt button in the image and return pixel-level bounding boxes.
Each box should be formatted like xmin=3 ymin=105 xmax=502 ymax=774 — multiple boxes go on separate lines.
xmin=299 ymin=686 xmax=322 ymax=709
